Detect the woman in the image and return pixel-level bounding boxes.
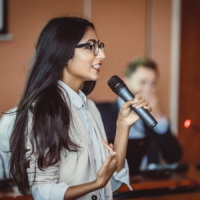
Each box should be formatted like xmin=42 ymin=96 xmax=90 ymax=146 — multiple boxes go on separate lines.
xmin=10 ymin=17 xmax=151 ymax=200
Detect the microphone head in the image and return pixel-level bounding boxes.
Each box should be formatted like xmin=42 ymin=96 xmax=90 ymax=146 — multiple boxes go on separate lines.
xmin=107 ymin=75 xmax=126 ymax=94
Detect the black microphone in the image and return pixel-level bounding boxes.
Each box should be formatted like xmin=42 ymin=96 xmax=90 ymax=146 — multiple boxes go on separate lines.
xmin=107 ymin=75 xmax=157 ymax=128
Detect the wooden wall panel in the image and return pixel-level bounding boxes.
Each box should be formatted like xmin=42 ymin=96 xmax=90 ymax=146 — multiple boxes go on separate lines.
xmin=179 ymin=0 xmax=200 ymax=163
xmin=90 ymin=0 xmax=146 ymax=102
xmin=0 ymin=0 xmax=173 ymax=120
xmin=0 ymin=0 xmax=83 ymax=114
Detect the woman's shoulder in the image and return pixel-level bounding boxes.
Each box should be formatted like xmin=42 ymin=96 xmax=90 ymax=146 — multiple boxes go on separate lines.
xmin=86 ymin=98 xmax=102 ymax=116
xmin=86 ymin=98 xmax=96 ymax=109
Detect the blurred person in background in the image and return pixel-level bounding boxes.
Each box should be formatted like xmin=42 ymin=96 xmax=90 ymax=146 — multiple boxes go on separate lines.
xmin=97 ymin=57 xmax=182 ymax=175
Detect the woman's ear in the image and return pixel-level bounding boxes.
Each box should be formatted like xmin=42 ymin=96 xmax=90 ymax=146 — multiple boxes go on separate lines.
xmin=66 ymin=57 xmax=73 ymax=68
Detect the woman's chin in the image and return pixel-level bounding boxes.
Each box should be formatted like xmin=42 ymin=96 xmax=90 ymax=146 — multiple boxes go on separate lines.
xmin=87 ymin=70 xmax=100 ymax=81
xmin=86 ymin=74 xmax=99 ymax=82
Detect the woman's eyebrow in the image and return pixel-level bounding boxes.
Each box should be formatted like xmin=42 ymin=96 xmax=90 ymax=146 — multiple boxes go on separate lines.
xmin=87 ymin=39 xmax=98 ymax=42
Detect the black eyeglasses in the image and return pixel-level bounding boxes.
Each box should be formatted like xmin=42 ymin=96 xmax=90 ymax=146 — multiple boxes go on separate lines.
xmin=75 ymin=40 xmax=105 ymax=56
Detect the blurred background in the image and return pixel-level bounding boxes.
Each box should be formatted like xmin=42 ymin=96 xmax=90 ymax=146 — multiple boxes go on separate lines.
xmin=0 ymin=0 xmax=200 ymax=192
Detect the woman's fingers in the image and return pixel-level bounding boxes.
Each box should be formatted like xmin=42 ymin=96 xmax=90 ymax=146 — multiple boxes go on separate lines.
xmin=101 ymin=153 xmax=116 ymax=168
xmin=109 ymin=143 xmax=114 ymax=149
xmin=102 ymin=141 xmax=115 ymax=154
xmin=143 ymin=105 xmax=152 ymax=112
xmin=133 ymin=99 xmax=152 ymax=111
xmin=121 ymin=101 xmax=134 ymax=111
xmin=122 ymin=93 xmax=152 ymax=111
xmin=96 ymin=152 xmax=118 ymax=188
xmin=121 ymin=94 xmax=144 ymax=108
xmin=99 ymin=152 xmax=118 ymax=175
xmin=118 ymin=93 xmax=152 ymax=126
xmin=102 ymin=141 xmax=118 ymax=169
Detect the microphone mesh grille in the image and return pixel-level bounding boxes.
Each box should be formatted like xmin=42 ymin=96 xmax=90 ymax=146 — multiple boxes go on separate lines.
xmin=107 ymin=75 xmax=123 ymax=91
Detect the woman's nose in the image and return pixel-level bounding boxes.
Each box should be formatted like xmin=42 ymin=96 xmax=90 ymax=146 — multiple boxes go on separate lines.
xmin=96 ymin=49 xmax=106 ymax=60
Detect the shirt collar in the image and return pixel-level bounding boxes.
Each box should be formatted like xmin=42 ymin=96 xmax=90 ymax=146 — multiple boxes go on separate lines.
xmin=58 ymin=80 xmax=87 ymax=109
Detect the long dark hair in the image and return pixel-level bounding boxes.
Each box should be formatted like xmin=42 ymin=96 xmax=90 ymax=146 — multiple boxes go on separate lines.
xmin=10 ymin=17 xmax=95 ymax=195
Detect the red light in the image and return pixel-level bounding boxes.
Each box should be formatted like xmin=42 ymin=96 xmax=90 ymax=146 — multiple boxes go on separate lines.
xmin=184 ymin=119 xmax=192 ymax=128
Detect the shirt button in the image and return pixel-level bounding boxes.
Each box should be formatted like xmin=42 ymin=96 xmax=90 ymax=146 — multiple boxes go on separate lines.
xmin=91 ymin=195 xmax=97 ymax=200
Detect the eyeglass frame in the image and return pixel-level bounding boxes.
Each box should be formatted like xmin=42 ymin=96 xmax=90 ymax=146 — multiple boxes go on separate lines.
xmin=75 ymin=40 xmax=105 ymax=56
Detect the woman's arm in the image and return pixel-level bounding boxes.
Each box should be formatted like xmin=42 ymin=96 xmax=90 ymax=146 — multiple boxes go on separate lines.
xmin=114 ymin=121 xmax=130 ymax=172
xmin=64 ymin=152 xmax=118 ymax=199
xmin=32 ymin=149 xmax=118 ymax=200
xmin=113 ymin=94 xmax=151 ymax=172
xmin=64 ymin=181 xmax=99 ymax=200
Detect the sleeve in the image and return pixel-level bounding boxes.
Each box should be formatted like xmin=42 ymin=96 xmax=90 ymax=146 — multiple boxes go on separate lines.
xmin=32 ymin=183 xmax=69 ymax=200
xmin=110 ymin=160 xmax=133 ymax=192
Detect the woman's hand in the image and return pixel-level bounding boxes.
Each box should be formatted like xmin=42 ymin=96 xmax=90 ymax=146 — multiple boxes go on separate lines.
xmin=64 ymin=142 xmax=117 ymax=200
xmin=117 ymin=94 xmax=152 ymax=127
xmin=95 ymin=141 xmax=118 ymax=189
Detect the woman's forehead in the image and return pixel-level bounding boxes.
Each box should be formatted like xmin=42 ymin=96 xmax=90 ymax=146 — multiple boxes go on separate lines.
xmin=79 ymin=28 xmax=98 ymax=43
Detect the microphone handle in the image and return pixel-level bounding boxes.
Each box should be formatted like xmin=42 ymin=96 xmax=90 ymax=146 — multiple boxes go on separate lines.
xmin=118 ymin=87 xmax=157 ymax=128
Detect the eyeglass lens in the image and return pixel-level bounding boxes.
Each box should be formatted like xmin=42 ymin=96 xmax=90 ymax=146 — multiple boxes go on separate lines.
xmin=93 ymin=41 xmax=104 ymax=56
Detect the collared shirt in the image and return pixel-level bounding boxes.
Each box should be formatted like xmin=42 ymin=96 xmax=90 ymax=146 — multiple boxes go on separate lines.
xmin=32 ymin=81 xmax=131 ymax=200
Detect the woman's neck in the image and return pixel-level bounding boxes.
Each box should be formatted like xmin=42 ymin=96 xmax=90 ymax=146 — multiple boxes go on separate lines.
xmin=61 ymin=77 xmax=83 ymax=93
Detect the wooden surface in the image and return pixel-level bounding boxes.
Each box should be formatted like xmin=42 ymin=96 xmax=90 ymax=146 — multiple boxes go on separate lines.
xmin=114 ymin=165 xmax=200 ymax=199
xmin=118 ymin=165 xmax=199 ymax=192
xmin=118 ymin=172 xmax=195 ymax=192
xmin=0 ymin=186 xmax=32 ymax=200
xmin=0 ymin=197 xmax=32 ymax=200
xmin=114 ymin=191 xmax=200 ymax=200
xmin=1 ymin=165 xmax=200 ymax=199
